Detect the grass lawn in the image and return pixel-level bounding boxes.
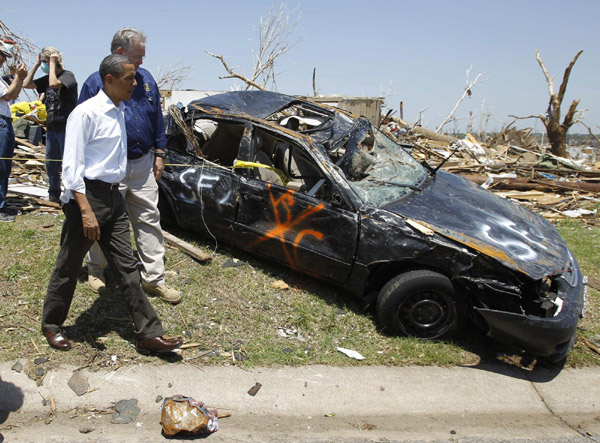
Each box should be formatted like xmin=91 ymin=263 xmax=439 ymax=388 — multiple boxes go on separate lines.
xmin=0 ymin=210 xmax=598 ymax=371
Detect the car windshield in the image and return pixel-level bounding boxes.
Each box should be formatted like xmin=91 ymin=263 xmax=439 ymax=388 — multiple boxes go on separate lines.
xmin=330 ymin=117 xmax=427 ymax=207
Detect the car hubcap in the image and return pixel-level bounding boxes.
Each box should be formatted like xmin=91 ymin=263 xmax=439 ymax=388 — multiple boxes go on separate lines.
xmin=397 ymin=291 xmax=454 ymax=338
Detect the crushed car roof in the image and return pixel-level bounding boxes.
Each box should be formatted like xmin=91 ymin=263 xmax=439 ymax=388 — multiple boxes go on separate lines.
xmin=189 ymin=90 xmax=297 ymax=119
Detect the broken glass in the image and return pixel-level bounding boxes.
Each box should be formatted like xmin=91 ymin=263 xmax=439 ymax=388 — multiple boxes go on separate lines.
xmin=333 ymin=118 xmax=427 ymax=207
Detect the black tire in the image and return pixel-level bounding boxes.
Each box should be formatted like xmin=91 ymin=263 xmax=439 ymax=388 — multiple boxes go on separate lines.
xmin=376 ymin=270 xmax=466 ymax=339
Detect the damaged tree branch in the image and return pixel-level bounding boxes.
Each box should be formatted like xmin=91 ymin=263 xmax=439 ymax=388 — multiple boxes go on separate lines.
xmin=436 ymin=66 xmax=484 ymax=133
xmin=205 ymin=51 xmax=266 ymax=91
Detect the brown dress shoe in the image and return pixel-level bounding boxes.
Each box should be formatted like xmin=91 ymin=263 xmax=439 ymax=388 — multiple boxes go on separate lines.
xmin=43 ymin=330 xmax=72 ymax=350
xmin=136 ymin=336 xmax=182 ymax=354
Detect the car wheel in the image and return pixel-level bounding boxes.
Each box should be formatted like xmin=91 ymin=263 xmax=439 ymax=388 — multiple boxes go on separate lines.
xmin=376 ymin=270 xmax=465 ymax=339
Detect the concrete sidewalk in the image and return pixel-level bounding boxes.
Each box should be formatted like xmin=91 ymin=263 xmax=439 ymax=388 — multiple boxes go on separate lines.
xmin=1 ymin=361 xmax=599 ymax=442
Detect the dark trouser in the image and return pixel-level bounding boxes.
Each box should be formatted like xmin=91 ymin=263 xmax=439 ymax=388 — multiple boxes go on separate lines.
xmin=45 ymin=130 xmax=65 ymax=199
xmin=0 ymin=116 xmax=15 ymax=211
xmin=42 ymin=181 xmax=164 ymax=341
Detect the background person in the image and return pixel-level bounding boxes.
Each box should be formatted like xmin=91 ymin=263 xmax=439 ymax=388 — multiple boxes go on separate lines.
xmin=42 ymin=54 xmax=181 ymax=354
xmin=78 ymin=28 xmax=181 ymax=304
xmin=0 ymin=41 xmax=27 ymax=222
xmin=24 ymin=47 xmax=78 ymax=203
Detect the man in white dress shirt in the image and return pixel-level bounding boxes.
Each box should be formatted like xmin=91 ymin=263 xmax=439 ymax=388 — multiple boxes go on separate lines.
xmin=41 ymin=54 xmax=181 ymax=354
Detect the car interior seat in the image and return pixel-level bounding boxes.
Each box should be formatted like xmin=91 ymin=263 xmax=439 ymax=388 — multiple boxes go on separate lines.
xmin=253 ymin=135 xmax=283 ymax=186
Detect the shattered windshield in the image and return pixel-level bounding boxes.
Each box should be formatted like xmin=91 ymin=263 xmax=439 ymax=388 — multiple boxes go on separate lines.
xmin=332 ymin=118 xmax=427 ymax=207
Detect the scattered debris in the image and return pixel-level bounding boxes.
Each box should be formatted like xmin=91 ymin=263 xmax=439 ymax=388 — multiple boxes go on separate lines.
xmin=33 ymin=357 xmax=48 ymax=365
xmin=337 ymin=347 xmax=365 ymax=360
xmin=222 ymin=258 xmax=245 ymax=268
xmin=247 ymin=382 xmax=262 ymax=396
xmin=385 ymin=118 xmax=599 ymax=226
xmin=278 ymin=327 xmax=306 ymax=342
xmin=160 ymin=395 xmax=219 ymax=436
xmin=68 ymin=372 xmax=90 ymax=397
xmin=11 ymin=361 xmax=23 ymax=373
xmin=79 ymin=426 xmax=95 ymax=434
xmin=44 ymin=395 xmax=56 ymax=425
xmin=588 ymin=334 xmax=600 ymax=349
xmin=271 ymin=280 xmax=290 ymax=290
xmin=353 ymin=419 xmax=376 ymax=431
xmin=111 ymin=399 xmax=140 ymax=424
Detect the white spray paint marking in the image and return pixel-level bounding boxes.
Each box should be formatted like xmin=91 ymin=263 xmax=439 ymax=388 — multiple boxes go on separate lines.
xmin=479 ymin=216 xmax=548 ymax=261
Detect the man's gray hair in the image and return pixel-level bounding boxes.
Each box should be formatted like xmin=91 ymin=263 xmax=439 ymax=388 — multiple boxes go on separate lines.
xmin=99 ymin=54 xmax=132 ymax=84
xmin=110 ymin=28 xmax=146 ymax=53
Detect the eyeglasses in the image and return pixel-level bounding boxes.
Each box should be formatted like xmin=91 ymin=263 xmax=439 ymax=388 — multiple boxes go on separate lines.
xmin=129 ymin=54 xmax=145 ymax=62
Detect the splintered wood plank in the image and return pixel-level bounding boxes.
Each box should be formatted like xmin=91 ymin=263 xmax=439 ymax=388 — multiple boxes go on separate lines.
xmin=163 ymin=231 xmax=213 ymax=262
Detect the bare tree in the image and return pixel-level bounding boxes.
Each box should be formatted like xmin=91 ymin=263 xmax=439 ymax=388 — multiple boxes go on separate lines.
xmin=1 ymin=20 xmax=39 ymax=101
xmin=478 ymin=99 xmax=494 ymax=142
xmin=155 ymin=62 xmax=192 ymax=91
xmin=436 ymin=66 xmax=484 ymax=133
xmin=535 ymin=50 xmax=583 ymax=157
xmin=510 ymin=51 xmax=583 ymax=158
xmin=207 ymin=2 xmax=300 ymax=90
xmin=0 ymin=19 xmax=38 ymax=65
xmin=578 ymin=121 xmax=600 ymax=148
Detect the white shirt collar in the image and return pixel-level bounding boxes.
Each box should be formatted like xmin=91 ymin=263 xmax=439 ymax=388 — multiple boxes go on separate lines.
xmin=96 ymin=89 xmax=126 ymax=113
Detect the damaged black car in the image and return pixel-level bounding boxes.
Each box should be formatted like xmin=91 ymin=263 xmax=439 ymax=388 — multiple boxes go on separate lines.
xmin=159 ymin=90 xmax=586 ymax=361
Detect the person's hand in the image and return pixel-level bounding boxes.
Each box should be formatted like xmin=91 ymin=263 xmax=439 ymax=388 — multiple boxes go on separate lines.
xmin=153 ymin=156 xmax=165 ymax=180
xmin=49 ymin=53 xmax=59 ymax=65
xmin=15 ymin=62 xmax=28 ymax=78
xmin=81 ymin=208 xmax=100 ymax=241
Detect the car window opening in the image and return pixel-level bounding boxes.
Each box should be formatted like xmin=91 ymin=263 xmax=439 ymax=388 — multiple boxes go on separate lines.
xmin=167 ymin=114 xmax=244 ymax=168
xmin=251 ymin=128 xmax=328 ymax=198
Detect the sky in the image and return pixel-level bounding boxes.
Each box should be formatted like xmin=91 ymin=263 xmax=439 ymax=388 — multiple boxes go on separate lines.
xmin=2 ymin=0 xmax=599 ymax=134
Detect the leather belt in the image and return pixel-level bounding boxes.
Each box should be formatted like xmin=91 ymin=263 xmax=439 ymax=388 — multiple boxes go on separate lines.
xmin=84 ymin=178 xmax=120 ymax=190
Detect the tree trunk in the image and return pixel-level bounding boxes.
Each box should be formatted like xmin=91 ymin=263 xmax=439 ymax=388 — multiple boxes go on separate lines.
xmin=546 ymin=122 xmax=567 ymax=157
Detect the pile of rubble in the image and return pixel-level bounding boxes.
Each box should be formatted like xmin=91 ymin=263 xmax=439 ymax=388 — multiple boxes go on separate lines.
xmin=8 ymin=120 xmax=600 ymax=226
xmin=6 ymin=136 xmax=61 ymax=213
xmin=385 ymin=118 xmax=599 ymax=226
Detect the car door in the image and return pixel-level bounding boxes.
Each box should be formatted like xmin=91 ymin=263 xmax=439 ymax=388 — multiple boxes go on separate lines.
xmin=233 ymin=126 xmax=359 ymax=283
xmin=161 ymin=118 xmax=243 ymax=237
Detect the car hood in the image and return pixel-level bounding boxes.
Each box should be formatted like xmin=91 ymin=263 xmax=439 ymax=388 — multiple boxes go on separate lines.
xmin=382 ymin=171 xmax=570 ymax=280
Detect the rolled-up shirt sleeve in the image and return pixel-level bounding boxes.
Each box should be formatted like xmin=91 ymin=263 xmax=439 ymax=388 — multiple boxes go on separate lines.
xmin=61 ymin=109 xmax=90 ymax=202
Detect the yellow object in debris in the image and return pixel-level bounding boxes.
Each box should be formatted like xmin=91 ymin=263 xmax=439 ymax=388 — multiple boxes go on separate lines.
xmin=232 ymin=160 xmax=289 ymax=185
xmin=10 ymin=100 xmax=47 ymax=121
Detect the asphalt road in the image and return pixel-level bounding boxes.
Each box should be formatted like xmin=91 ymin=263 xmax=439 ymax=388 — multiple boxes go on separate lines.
xmin=1 ymin=361 xmax=599 ymax=442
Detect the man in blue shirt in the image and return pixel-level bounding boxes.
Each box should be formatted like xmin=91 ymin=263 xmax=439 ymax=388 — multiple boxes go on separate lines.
xmin=79 ymin=28 xmax=181 ymax=304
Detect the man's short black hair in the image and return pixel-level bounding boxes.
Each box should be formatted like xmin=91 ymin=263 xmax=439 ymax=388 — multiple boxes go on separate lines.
xmin=99 ymin=54 xmax=132 ymax=84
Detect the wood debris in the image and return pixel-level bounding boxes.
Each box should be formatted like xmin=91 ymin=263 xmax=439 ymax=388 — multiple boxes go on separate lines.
xmin=8 ymin=121 xmax=598 ymax=228
xmin=384 ymin=117 xmax=599 ymax=226
xmin=6 ymin=137 xmax=60 ymax=214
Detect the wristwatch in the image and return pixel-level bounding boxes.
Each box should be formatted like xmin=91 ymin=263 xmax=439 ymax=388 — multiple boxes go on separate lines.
xmin=155 ymin=150 xmax=166 ymax=159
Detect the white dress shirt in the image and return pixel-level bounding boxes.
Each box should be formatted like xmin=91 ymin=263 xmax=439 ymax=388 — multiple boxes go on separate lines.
xmin=61 ymin=89 xmax=127 ymax=202
xmin=0 ymin=78 xmax=11 ymax=118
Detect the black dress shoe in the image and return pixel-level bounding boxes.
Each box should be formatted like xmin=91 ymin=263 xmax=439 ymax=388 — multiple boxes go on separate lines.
xmin=43 ymin=330 xmax=72 ymax=350
xmin=136 ymin=336 xmax=182 ymax=354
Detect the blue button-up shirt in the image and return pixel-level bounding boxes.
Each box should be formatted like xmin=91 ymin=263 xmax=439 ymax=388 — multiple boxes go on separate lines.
xmin=78 ymin=67 xmax=166 ymax=159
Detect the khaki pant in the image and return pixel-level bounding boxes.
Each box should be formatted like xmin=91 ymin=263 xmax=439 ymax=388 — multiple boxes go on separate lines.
xmin=87 ymin=152 xmax=166 ymax=286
